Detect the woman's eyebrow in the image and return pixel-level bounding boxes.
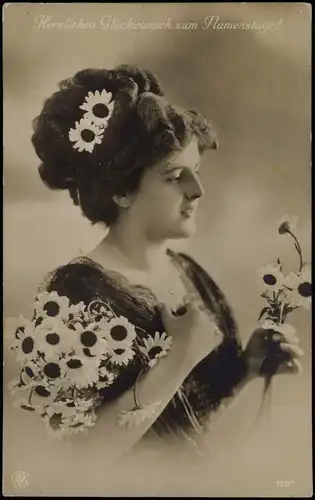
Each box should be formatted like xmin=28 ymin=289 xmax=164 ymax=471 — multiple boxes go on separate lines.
xmin=160 ymin=166 xmax=183 ymax=175
xmin=160 ymin=162 xmax=200 ymax=175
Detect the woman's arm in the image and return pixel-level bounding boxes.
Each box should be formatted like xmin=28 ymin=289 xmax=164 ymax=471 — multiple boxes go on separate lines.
xmin=61 ymin=328 xmax=192 ymax=472
xmin=61 ymin=299 xmax=223 ymax=477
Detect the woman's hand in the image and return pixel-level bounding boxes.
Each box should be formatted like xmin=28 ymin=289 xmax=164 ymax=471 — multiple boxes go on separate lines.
xmin=244 ymin=326 xmax=304 ymax=380
xmin=157 ymin=294 xmax=223 ymax=370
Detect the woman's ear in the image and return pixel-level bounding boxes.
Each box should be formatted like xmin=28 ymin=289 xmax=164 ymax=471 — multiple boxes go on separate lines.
xmin=112 ymin=193 xmax=133 ymax=208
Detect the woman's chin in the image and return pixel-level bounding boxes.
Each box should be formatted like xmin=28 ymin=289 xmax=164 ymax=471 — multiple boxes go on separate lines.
xmin=168 ymin=219 xmax=197 ymax=239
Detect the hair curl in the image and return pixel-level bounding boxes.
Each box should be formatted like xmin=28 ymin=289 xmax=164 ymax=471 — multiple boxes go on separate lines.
xmin=32 ymin=64 xmax=218 ymax=227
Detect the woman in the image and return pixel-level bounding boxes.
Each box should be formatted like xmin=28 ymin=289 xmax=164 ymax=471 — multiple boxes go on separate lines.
xmin=29 ymin=64 xmax=303 ymax=470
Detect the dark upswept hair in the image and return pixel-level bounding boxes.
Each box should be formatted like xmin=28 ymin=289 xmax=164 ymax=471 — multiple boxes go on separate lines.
xmin=32 ymin=64 xmax=218 ymax=227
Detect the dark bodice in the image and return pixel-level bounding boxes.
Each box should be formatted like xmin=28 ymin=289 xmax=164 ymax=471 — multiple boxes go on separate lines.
xmin=39 ymin=250 xmax=247 ymax=438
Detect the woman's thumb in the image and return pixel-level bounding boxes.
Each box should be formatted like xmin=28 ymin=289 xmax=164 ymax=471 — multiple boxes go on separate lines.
xmin=156 ymin=302 xmax=171 ymax=321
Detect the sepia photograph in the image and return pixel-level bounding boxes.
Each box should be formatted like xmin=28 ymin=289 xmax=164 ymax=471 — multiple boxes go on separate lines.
xmin=3 ymin=2 xmax=312 ymax=497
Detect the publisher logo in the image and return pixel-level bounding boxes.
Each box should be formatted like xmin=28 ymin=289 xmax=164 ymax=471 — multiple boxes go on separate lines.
xmin=11 ymin=470 xmax=29 ymax=489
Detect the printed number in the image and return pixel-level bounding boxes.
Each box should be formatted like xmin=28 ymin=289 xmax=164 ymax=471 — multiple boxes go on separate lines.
xmin=276 ymin=480 xmax=295 ymax=488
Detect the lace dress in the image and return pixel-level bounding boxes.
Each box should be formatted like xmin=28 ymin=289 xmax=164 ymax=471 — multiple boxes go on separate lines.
xmin=38 ymin=249 xmax=248 ymax=451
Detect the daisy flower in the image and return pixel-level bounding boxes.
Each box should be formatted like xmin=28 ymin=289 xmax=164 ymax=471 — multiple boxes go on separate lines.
xmin=12 ymin=396 xmax=44 ymax=415
xmin=61 ymin=355 xmax=100 ymax=389
xmin=79 ymin=89 xmax=115 ymax=128
xmin=95 ymin=366 xmax=116 ymax=390
xmin=4 ymin=315 xmax=30 ymax=350
xmin=35 ymin=320 xmax=74 ymax=358
xmin=42 ymin=408 xmax=71 ymax=439
xmin=8 ymin=322 xmax=38 ymax=365
xmin=108 ymin=346 xmax=135 ymax=366
xmin=34 ymin=291 xmax=74 ymax=323
xmin=278 ymin=215 xmax=298 ymax=235
xmin=72 ymin=397 xmax=97 ymax=413
xmin=9 ymin=379 xmax=52 ymax=415
xmin=258 ymin=264 xmax=285 ymax=293
xmin=69 ymin=321 xmax=108 ymax=360
xmin=21 ymin=360 xmax=43 ymax=382
xmin=117 ymin=401 xmax=162 ymax=429
xmin=35 ymin=354 xmax=68 ymax=386
xmin=31 ymin=379 xmax=61 ymax=405
xmin=46 ymin=399 xmax=81 ymax=419
xmin=282 ymin=267 xmax=312 ymax=310
xmin=68 ymin=117 xmax=104 ymax=153
xmin=139 ymin=332 xmax=172 ymax=367
xmin=61 ymin=407 xmax=97 ymax=430
xmin=104 ymin=316 xmax=137 ymax=349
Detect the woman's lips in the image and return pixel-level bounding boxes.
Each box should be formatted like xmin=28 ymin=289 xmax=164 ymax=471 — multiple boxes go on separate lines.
xmin=181 ymin=207 xmax=195 ymax=218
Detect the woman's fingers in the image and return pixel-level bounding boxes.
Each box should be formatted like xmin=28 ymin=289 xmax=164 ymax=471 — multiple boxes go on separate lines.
xmin=183 ymin=292 xmax=199 ymax=304
xmin=272 ymin=332 xmax=300 ymax=345
xmin=280 ymin=343 xmax=304 ymax=358
xmin=277 ymin=357 xmax=303 ymax=375
xmin=291 ymin=358 xmax=303 ymax=373
xmin=156 ymin=302 xmax=173 ymax=324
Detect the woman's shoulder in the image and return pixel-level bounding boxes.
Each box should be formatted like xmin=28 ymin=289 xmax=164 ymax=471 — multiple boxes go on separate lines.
xmin=37 ymin=256 xmax=113 ymax=305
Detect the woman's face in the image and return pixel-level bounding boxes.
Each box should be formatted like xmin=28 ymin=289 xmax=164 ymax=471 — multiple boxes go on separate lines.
xmin=127 ymin=138 xmax=205 ymax=240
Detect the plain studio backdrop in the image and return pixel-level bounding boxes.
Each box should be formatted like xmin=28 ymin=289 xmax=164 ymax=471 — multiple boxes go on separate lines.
xmin=3 ymin=3 xmax=312 ymax=497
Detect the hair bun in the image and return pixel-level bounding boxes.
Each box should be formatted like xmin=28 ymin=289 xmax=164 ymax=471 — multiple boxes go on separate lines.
xmin=32 ymin=64 xmax=217 ymax=227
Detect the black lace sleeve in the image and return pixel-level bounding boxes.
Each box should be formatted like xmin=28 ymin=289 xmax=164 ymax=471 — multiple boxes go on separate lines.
xmin=154 ymin=252 xmax=249 ymax=431
xmin=182 ymin=253 xmax=248 ymax=414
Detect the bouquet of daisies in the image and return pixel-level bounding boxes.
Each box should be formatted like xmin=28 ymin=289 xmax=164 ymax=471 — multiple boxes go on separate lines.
xmin=6 ymin=293 xmax=172 ymax=439
xmin=256 ymin=216 xmax=312 ymax=408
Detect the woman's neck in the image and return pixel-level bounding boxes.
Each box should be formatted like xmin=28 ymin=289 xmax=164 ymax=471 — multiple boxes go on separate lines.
xmin=102 ymin=218 xmax=169 ymax=273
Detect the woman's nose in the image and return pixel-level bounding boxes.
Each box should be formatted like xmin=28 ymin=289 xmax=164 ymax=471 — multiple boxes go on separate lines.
xmin=184 ymin=175 xmax=205 ymax=200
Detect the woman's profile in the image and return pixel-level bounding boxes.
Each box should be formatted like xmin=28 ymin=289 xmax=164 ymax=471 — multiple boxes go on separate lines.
xmin=8 ymin=64 xmax=304 ymax=481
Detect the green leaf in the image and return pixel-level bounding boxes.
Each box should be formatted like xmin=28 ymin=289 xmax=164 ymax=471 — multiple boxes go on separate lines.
xmin=257 ymin=307 xmax=270 ymax=321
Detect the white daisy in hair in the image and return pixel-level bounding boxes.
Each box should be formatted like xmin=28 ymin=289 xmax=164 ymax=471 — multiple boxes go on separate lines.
xmin=257 ymin=264 xmax=285 ymax=293
xmin=108 ymin=345 xmax=135 ymax=366
xmin=68 ymin=321 xmax=109 ymax=360
xmin=69 ymin=117 xmax=104 ymax=153
xmin=282 ymin=266 xmax=312 ymax=310
xmin=117 ymin=400 xmax=162 ymax=429
xmin=104 ymin=316 xmax=137 ymax=349
xmin=139 ymin=332 xmax=172 ymax=367
xmin=61 ymin=355 xmax=100 ymax=389
xmin=79 ymin=89 xmax=115 ymax=128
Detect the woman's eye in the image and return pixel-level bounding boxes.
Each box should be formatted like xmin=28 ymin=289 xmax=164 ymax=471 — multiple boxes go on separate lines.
xmin=166 ymin=175 xmax=181 ymax=183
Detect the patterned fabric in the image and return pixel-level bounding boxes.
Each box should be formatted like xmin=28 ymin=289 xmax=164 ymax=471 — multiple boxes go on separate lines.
xmin=38 ymin=249 xmax=248 ymax=441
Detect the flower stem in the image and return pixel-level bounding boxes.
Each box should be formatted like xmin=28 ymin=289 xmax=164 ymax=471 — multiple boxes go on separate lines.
xmin=133 ymin=369 xmax=146 ymax=409
xmin=287 ymin=230 xmax=304 ymax=272
xmin=28 ymin=388 xmax=34 ymax=404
